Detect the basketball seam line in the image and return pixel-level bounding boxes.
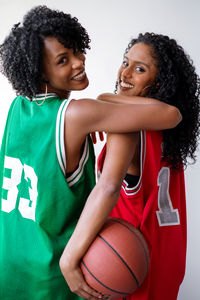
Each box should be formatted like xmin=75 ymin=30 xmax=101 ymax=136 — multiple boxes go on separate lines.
xmin=98 ymin=234 xmax=140 ymax=287
xmin=81 ymin=260 xmax=129 ymax=295
xmin=112 ymin=219 xmax=150 ymax=277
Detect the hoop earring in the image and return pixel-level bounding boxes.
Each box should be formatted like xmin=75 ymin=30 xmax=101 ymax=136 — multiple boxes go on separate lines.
xmin=36 ymin=84 xmax=48 ymax=106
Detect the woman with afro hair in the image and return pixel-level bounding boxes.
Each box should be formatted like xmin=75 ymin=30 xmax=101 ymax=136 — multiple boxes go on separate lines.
xmin=0 ymin=6 xmax=183 ymax=300
xmin=97 ymin=32 xmax=200 ymax=300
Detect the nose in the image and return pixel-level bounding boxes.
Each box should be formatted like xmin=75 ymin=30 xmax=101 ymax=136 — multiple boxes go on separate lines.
xmin=121 ymin=66 xmax=132 ymax=80
xmin=72 ymin=55 xmax=85 ymax=69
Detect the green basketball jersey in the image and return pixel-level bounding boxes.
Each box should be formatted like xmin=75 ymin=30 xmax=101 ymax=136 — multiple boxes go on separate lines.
xmin=0 ymin=94 xmax=95 ymax=299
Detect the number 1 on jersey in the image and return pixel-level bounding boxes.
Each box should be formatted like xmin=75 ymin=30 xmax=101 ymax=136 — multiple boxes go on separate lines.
xmin=156 ymin=167 xmax=180 ymax=226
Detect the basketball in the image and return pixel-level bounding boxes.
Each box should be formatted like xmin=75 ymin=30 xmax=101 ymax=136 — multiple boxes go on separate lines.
xmin=81 ymin=217 xmax=150 ymax=299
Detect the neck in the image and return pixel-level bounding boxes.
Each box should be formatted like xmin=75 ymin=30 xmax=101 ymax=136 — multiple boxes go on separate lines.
xmin=40 ymin=83 xmax=70 ymax=99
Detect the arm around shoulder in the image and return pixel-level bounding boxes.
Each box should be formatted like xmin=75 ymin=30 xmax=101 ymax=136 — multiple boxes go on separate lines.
xmin=97 ymin=93 xmax=182 ymax=129
xmin=65 ymin=97 xmax=182 ymax=138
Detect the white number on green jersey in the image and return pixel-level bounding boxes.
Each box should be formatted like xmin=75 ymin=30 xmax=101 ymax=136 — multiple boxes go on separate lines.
xmin=1 ymin=156 xmax=38 ymax=221
xmin=156 ymin=167 xmax=180 ymax=226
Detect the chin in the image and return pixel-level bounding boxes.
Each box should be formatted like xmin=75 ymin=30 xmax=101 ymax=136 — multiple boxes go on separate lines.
xmin=80 ymin=78 xmax=89 ymax=90
xmin=118 ymin=89 xmax=134 ymax=96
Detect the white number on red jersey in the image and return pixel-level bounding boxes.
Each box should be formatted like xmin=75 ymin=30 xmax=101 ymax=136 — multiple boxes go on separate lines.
xmin=156 ymin=167 xmax=180 ymax=226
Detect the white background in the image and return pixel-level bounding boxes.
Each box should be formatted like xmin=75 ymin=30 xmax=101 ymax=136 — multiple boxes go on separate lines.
xmin=0 ymin=0 xmax=200 ymax=299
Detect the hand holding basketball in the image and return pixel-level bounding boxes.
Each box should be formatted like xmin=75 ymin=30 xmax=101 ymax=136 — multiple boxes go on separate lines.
xmin=81 ymin=217 xmax=150 ymax=300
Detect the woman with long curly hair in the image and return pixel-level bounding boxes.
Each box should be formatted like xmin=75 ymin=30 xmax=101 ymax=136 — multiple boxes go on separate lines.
xmin=0 ymin=7 xmax=182 ymax=300
xmin=97 ymin=32 xmax=200 ymax=300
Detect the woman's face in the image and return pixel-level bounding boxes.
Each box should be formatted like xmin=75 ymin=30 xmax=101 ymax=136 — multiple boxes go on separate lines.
xmin=42 ymin=37 xmax=89 ymax=98
xmin=117 ymin=42 xmax=158 ymax=96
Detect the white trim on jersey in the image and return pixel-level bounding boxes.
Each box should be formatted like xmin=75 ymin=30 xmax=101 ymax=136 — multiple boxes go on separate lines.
xmin=66 ymin=137 xmax=89 ymax=187
xmin=56 ymin=99 xmax=72 ymax=174
xmin=121 ymin=131 xmax=146 ymax=196
xmin=56 ymin=99 xmax=90 ymax=187
xmin=32 ymin=93 xmax=57 ymax=101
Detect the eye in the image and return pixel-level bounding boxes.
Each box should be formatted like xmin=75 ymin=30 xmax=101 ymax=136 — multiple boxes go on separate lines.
xmin=58 ymin=57 xmax=68 ymax=65
xmin=135 ymin=66 xmax=145 ymax=73
xmin=122 ymin=60 xmax=129 ymax=67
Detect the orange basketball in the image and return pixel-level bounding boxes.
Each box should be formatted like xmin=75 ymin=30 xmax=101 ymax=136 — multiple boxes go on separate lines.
xmin=81 ymin=217 xmax=150 ymax=300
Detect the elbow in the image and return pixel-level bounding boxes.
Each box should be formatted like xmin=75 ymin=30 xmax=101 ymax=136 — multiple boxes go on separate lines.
xmin=168 ymin=106 xmax=182 ymax=128
xmin=104 ymin=182 xmax=121 ymax=197
xmin=98 ymin=180 xmax=122 ymax=199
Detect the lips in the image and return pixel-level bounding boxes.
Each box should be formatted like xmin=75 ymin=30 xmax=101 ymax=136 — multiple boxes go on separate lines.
xmin=119 ymin=79 xmax=134 ymax=89
xmin=72 ymin=70 xmax=86 ymax=81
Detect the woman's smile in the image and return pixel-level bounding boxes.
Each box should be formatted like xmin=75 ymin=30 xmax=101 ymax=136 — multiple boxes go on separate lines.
xmin=71 ymin=70 xmax=86 ymax=81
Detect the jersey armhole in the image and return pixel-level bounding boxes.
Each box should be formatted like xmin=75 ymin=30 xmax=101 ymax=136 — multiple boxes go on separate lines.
xmin=66 ymin=137 xmax=89 ymax=187
xmin=56 ymin=99 xmax=90 ymax=187
xmin=122 ymin=131 xmax=146 ymax=196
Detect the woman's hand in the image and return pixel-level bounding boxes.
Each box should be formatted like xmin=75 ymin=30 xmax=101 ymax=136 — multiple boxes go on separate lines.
xmin=59 ymin=256 xmax=104 ymax=299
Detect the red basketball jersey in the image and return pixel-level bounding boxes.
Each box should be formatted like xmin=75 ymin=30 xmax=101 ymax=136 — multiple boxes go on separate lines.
xmin=97 ymin=130 xmax=187 ymax=300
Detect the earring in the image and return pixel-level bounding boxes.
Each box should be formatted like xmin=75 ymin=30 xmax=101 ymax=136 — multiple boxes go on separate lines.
xmin=36 ymin=84 xmax=48 ymax=106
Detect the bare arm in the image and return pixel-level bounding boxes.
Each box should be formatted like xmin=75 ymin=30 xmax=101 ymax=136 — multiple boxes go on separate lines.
xmin=64 ymin=97 xmax=181 ymax=172
xmin=60 ymin=132 xmax=137 ymax=299
xmin=97 ymin=92 xmax=167 ymax=105
xmin=67 ymin=97 xmax=181 ymax=134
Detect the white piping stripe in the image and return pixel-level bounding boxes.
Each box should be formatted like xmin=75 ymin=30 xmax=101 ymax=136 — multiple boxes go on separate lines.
xmin=122 ymin=131 xmax=146 ymax=196
xmin=59 ymin=102 xmax=68 ymax=171
xmin=56 ymin=99 xmax=72 ymax=174
xmin=122 ymin=181 xmax=142 ymax=196
xmin=56 ymin=99 xmax=90 ymax=187
xmin=67 ymin=137 xmax=88 ymax=182
xmin=67 ymin=137 xmax=89 ymax=187
xmin=32 ymin=93 xmax=57 ymax=101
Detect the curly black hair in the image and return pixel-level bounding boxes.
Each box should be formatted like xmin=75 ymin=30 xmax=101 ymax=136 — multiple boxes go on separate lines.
xmin=116 ymin=32 xmax=200 ymax=169
xmin=0 ymin=5 xmax=91 ymax=99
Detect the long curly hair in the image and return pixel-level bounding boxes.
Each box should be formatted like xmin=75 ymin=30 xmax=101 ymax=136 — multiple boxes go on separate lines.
xmin=116 ymin=32 xmax=200 ymax=169
xmin=0 ymin=5 xmax=91 ymax=99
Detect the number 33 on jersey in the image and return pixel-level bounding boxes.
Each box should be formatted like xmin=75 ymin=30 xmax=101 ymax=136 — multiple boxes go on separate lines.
xmin=1 ymin=156 xmax=38 ymax=221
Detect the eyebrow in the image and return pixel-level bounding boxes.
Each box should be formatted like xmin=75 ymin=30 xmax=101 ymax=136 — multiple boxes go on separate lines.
xmin=55 ymin=52 xmax=68 ymax=59
xmin=135 ymin=61 xmax=150 ymax=68
xmin=124 ymin=55 xmax=150 ymax=68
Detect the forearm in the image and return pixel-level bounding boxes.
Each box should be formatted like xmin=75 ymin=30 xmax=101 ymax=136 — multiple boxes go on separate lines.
xmin=60 ymin=181 xmax=120 ymax=268
xmin=97 ymin=92 xmax=161 ymax=105
xmin=69 ymin=98 xmax=182 ymax=135
xmin=60 ymin=133 xmax=136 ymax=269
xmin=59 ymin=133 xmax=136 ymax=298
